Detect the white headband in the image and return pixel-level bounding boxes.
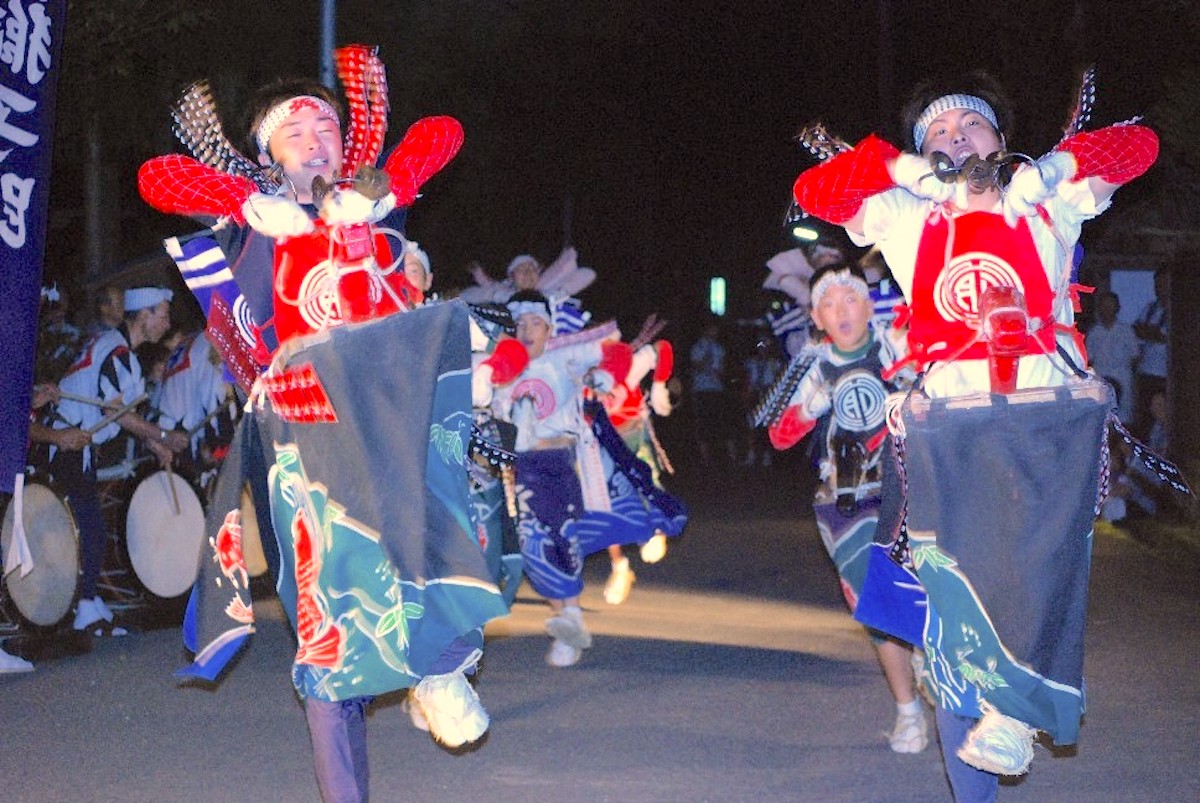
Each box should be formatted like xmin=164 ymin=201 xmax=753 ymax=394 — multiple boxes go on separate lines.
xmin=810 ymin=269 xmax=869 ymax=309
xmin=912 ymin=93 xmax=999 ymax=151
xmin=506 ymin=255 xmax=541 ymax=277
xmin=508 ymin=300 xmax=552 ymax=326
xmin=124 ymin=287 xmax=173 ymax=312
xmin=255 ymin=95 xmax=340 ymax=154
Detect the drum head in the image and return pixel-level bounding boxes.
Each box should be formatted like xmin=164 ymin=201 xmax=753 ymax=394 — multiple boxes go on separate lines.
xmin=125 ymin=471 xmax=205 ymax=599
xmin=2 ymin=483 xmax=80 ymax=627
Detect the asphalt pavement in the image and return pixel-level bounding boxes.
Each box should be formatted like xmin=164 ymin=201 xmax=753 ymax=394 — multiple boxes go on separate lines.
xmin=2 ymin=449 xmax=1197 ymax=803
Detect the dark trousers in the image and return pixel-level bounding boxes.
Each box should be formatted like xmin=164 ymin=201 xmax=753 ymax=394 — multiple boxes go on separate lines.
xmin=936 ymin=707 xmax=999 ymax=802
xmin=305 ymin=696 xmax=373 ymax=803
xmin=49 ymin=452 xmax=106 ymax=599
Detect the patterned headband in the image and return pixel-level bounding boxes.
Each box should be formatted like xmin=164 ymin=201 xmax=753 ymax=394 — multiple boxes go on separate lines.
xmin=810 ymin=268 xmax=869 ymax=309
xmin=912 ymin=93 xmax=999 ymax=151
xmin=508 ymin=300 xmax=552 ymax=325
xmin=255 ymin=95 xmax=340 ymax=154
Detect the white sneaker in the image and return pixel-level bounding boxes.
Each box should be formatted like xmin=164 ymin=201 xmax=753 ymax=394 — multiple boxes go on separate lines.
xmin=545 ymin=605 xmax=592 ymax=649
xmin=546 ymin=639 xmax=581 ymax=668
xmin=403 ymin=689 xmax=430 ymax=732
xmin=889 ymin=709 xmax=928 ymax=753
xmin=956 ymin=702 xmax=1037 ymax=775
xmin=92 ymin=596 xmax=115 ymax=622
xmin=639 ymin=532 xmax=668 ymax=564
xmin=604 ymin=558 xmax=635 ymax=605
xmin=0 ymin=645 xmax=33 ymax=673
xmin=73 ymin=597 xmax=100 ymax=631
xmin=413 ymin=649 xmax=488 ymax=748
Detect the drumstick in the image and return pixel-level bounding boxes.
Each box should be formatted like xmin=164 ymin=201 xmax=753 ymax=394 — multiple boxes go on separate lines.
xmin=57 ymin=391 xmax=115 ymax=408
xmin=186 ymin=404 xmax=230 ymax=438
xmin=165 ymin=465 xmax=181 ymax=516
xmin=84 ymin=394 xmax=149 ymax=436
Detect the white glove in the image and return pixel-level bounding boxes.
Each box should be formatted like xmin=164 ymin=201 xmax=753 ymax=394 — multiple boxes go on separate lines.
xmin=471 ymin=363 xmax=495 ymax=408
xmin=242 ymin=193 xmax=314 ymax=239
xmin=649 ymin=381 xmax=672 ymax=417
xmin=320 ymin=189 xmax=396 ymax=227
xmin=1002 ymin=151 xmax=1077 ymax=227
xmin=891 ymin=153 xmax=956 ymax=204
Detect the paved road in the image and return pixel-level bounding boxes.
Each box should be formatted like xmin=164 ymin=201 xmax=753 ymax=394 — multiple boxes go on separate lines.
xmin=2 ymin=455 xmax=1197 ymax=802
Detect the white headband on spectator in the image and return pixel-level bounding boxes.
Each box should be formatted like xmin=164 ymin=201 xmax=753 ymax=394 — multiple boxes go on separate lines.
xmin=256 ymin=95 xmax=340 ymax=154
xmin=912 ymin=93 xmax=999 ymax=150
xmin=810 ymin=269 xmax=869 ymax=308
xmin=124 ymin=287 xmax=173 ymax=312
xmin=508 ymin=300 xmax=552 ymax=325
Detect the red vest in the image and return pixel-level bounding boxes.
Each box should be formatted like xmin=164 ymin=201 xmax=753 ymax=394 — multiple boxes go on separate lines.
xmin=904 ymin=210 xmax=1057 ymax=368
xmin=271 ymin=222 xmax=422 ymax=347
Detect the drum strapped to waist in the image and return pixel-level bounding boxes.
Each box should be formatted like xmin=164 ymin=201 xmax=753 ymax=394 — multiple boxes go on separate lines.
xmin=2 ymin=471 xmax=80 ymax=628
xmin=123 ymin=467 xmax=207 ymax=599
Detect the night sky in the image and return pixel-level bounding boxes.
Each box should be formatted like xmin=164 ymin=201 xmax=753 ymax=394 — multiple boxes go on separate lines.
xmin=44 ymin=0 xmax=1197 ymax=349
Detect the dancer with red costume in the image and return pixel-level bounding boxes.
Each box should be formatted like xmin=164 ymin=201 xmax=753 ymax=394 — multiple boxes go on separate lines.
xmin=791 ymin=70 xmax=1172 ymax=800
xmin=140 ymin=46 xmax=515 ymax=803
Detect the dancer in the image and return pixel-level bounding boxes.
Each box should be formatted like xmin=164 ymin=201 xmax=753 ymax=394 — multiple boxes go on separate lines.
xmin=139 ymin=47 xmax=510 ymax=802
xmin=598 ymin=329 xmax=677 ymax=605
xmin=791 ymin=71 xmax=1159 ymax=798
xmin=492 ymin=291 xmax=685 ymax=666
xmin=765 ymin=262 xmax=925 ymax=753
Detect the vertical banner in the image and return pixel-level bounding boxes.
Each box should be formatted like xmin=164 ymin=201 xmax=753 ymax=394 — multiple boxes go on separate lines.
xmin=0 ymin=0 xmax=66 ymax=494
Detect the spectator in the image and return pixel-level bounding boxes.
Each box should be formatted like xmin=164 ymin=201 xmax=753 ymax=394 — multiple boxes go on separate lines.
xmin=1085 ymin=290 xmax=1138 ymax=423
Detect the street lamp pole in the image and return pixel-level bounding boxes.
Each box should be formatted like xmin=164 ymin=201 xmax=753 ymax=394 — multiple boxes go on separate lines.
xmin=319 ymin=0 xmax=336 ymax=90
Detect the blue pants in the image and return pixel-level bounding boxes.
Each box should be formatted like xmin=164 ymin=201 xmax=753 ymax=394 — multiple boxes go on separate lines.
xmin=936 ymin=707 xmax=999 ymax=802
xmin=50 ymin=453 xmax=106 ymax=599
xmin=305 ymin=696 xmax=372 ymax=803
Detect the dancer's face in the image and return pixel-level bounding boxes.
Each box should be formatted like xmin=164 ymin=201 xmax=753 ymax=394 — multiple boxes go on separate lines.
xmin=515 ymin=313 xmax=551 ymax=359
xmin=921 ymin=107 xmax=1003 ymax=163
xmin=812 ymin=283 xmax=872 ymax=352
xmin=265 ymin=104 xmax=343 ymax=203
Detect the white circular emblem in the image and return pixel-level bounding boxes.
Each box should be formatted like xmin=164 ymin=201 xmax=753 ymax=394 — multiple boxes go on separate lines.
xmin=831 ymin=370 xmax=887 ymax=433
xmin=932 ymin=251 xmax=1023 ymax=326
xmin=232 ymin=294 xmax=258 ymax=348
xmin=297 ymin=260 xmax=342 ymax=331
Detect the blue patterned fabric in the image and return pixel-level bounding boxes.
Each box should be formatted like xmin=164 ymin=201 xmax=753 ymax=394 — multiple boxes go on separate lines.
xmin=181 ymin=302 xmax=506 ymax=699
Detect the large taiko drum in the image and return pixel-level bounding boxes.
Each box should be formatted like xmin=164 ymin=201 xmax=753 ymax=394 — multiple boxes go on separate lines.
xmin=124 ymin=469 xmax=206 ymax=599
xmin=1 ymin=479 xmax=80 ymax=628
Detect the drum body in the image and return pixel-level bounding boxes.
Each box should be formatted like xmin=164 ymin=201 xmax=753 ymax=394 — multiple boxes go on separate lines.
xmin=124 ymin=469 xmax=206 ymax=600
xmin=1 ymin=478 xmax=81 ymax=628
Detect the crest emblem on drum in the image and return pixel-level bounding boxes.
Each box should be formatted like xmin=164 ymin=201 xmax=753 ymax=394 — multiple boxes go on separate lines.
xmin=933 ymin=251 xmax=1024 ymax=327
xmin=831 ymin=369 xmax=887 ymax=433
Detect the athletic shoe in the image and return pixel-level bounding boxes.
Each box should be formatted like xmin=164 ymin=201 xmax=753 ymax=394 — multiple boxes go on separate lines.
xmin=402 ymin=689 xmax=430 ymax=732
xmin=413 ymin=649 xmax=488 ymax=748
xmin=92 ymin=596 xmax=115 ymax=622
xmin=639 ymin=532 xmax=668 ymax=564
xmin=889 ymin=709 xmax=928 ymax=753
xmin=956 ymin=701 xmax=1037 ymax=775
xmin=545 ymin=605 xmax=592 ymax=649
xmin=0 ymin=645 xmax=33 ymax=673
xmin=545 ymin=638 xmax=581 ymax=668
xmin=603 ymin=557 xmax=635 ymax=605
xmin=73 ymin=597 xmax=100 ymax=631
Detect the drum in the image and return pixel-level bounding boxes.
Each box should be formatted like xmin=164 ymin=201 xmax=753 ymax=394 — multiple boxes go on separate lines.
xmin=124 ymin=469 xmax=206 ymax=600
xmin=1 ymin=479 xmax=80 ymax=628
